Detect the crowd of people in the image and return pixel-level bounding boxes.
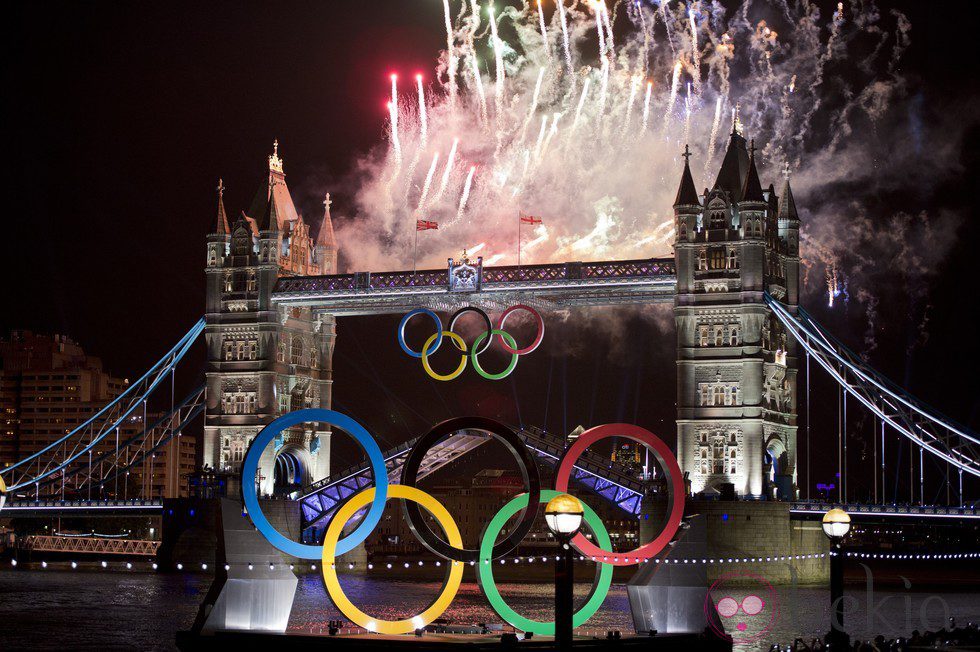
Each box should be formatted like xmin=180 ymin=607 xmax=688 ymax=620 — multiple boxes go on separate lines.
xmin=768 ymin=620 xmax=979 ymax=651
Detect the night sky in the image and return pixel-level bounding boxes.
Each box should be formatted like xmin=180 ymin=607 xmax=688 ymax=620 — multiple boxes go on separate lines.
xmin=5 ymin=1 xmax=979 ymax=499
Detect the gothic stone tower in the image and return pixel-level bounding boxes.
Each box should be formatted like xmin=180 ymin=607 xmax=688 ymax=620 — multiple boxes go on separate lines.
xmin=204 ymin=142 xmax=338 ymax=496
xmin=673 ymin=129 xmax=800 ymax=499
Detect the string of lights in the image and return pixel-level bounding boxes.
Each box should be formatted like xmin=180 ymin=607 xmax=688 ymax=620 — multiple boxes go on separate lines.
xmin=10 ymin=551 xmax=978 ymax=572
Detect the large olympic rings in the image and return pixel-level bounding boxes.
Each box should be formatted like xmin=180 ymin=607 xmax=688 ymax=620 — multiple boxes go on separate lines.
xmin=397 ymin=304 xmax=545 ymax=381
xmin=477 ymin=490 xmax=613 ymax=635
xmin=322 ymin=485 xmax=464 ymax=634
xmin=554 ymin=423 xmax=685 ymax=566
xmin=241 ymin=409 xmax=389 ymax=560
xmin=400 ymin=417 xmax=541 ymax=563
xmin=240 ymin=408 xmax=686 ymax=636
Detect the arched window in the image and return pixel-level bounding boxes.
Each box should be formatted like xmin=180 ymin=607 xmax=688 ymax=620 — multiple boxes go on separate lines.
xmin=697 ymin=249 xmax=707 ymax=271
xmin=728 ymin=248 xmax=739 ymax=269
xmin=699 ymin=326 xmax=709 ymax=346
xmin=710 ymin=248 xmax=725 ymax=270
xmin=710 ymin=210 xmax=726 ymax=228
xmin=714 ymin=327 xmax=724 ymax=346
xmin=291 ymin=337 xmax=304 ymax=366
xmin=713 ymin=386 xmax=725 ymax=406
xmin=729 ymin=326 xmax=739 ymax=346
xmin=247 ymin=270 xmax=256 ymax=291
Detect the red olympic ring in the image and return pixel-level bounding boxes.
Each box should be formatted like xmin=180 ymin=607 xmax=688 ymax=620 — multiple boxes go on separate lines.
xmin=496 ymin=304 xmax=545 ymax=355
xmin=553 ymin=423 xmax=685 ymax=566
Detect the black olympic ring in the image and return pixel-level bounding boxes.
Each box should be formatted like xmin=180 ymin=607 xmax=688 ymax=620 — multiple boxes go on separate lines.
xmin=400 ymin=416 xmax=541 ymax=563
xmin=447 ymin=306 xmax=493 ymax=356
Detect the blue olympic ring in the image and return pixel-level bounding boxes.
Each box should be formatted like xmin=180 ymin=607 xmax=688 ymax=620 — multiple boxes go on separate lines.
xmin=398 ymin=309 xmax=444 ymax=358
xmin=241 ymin=408 xmax=388 ymax=559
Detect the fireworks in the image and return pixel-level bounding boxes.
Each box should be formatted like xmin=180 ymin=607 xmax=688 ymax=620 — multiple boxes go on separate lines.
xmin=336 ymin=0 xmax=914 ymax=282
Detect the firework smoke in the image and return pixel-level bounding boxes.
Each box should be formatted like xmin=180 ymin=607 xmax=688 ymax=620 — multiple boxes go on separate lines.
xmin=333 ymin=0 xmax=957 ymax=330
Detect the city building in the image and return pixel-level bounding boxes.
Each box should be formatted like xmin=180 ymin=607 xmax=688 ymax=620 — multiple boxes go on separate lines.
xmin=204 ymin=141 xmax=337 ymax=496
xmin=0 ymin=330 xmax=196 ymax=498
xmin=673 ymin=125 xmax=800 ymax=499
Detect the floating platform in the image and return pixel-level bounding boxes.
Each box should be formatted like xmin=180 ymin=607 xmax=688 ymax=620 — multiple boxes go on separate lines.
xmin=176 ymin=630 xmax=731 ymax=651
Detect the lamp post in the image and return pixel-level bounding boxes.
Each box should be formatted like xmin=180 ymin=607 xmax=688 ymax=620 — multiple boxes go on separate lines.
xmin=545 ymin=493 xmax=584 ymax=651
xmin=822 ymin=508 xmax=851 ymax=651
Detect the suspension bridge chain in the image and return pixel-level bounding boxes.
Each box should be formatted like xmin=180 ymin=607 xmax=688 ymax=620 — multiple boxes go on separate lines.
xmin=0 ymin=319 xmax=205 ymax=496
xmin=765 ymin=295 xmax=980 ymax=491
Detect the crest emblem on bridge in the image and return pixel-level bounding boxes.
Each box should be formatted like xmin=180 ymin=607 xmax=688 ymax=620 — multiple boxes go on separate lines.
xmin=448 ymin=250 xmax=482 ymax=293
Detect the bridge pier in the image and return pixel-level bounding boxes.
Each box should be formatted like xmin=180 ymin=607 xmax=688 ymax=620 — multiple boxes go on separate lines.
xmin=639 ymin=497 xmax=827 ymax=584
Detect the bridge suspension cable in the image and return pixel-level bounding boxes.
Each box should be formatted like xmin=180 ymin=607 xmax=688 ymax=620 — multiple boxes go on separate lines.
xmin=765 ymin=294 xmax=980 ymax=483
xmin=0 ymin=319 xmax=205 ymax=493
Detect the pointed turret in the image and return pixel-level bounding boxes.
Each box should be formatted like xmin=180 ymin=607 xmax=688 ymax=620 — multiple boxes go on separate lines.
xmin=214 ymin=179 xmax=230 ymax=235
xmin=316 ymin=193 xmax=337 ymax=248
xmin=674 ymin=145 xmax=701 ymax=207
xmin=248 ymin=140 xmax=301 ymax=227
xmin=260 ymin=180 xmax=280 ymax=234
xmin=778 ymin=169 xmax=799 ymax=221
xmin=713 ymin=124 xmax=750 ymax=201
xmin=740 ymin=140 xmax=765 ymax=204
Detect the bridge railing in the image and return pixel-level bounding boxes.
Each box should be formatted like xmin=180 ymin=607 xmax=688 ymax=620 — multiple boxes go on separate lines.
xmin=274 ymin=257 xmax=677 ymax=297
xmin=21 ymin=535 xmax=160 ymax=556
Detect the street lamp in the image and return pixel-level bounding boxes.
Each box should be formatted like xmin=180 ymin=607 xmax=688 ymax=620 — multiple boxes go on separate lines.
xmin=545 ymin=493 xmax=584 ymax=651
xmin=822 ymin=508 xmax=851 ymax=651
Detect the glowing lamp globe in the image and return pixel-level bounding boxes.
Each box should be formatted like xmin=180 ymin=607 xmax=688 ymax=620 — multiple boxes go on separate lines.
xmin=821 ymin=508 xmax=851 ymax=540
xmin=545 ymin=493 xmax=584 ymax=537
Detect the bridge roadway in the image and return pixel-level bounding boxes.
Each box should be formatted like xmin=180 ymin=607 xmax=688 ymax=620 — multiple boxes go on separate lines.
xmin=271 ymin=257 xmax=677 ymax=315
xmin=298 ymin=424 xmax=648 ymax=533
xmin=2 ymin=499 xmax=162 ymax=518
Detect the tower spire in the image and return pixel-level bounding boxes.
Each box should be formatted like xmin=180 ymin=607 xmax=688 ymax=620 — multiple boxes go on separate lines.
xmin=740 ymin=138 xmax=765 ymax=203
xmin=778 ymin=163 xmax=799 ymax=221
xmin=261 ymin=178 xmax=280 ymax=233
xmin=316 ymin=192 xmax=336 ymax=248
xmin=214 ymin=178 xmax=230 ymax=235
xmin=674 ymin=145 xmax=701 ymax=207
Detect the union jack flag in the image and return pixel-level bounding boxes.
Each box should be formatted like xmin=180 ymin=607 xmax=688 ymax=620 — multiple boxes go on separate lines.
xmin=416 ymin=219 xmax=439 ymax=231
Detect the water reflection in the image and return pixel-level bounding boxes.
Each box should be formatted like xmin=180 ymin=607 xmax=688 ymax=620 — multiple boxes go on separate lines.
xmin=1 ymin=570 xmax=977 ymax=651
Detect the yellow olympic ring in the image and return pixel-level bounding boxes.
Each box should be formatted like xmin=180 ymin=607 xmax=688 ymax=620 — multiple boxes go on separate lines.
xmin=420 ymin=331 xmax=467 ymax=381
xmin=321 ymin=485 xmax=464 ymax=635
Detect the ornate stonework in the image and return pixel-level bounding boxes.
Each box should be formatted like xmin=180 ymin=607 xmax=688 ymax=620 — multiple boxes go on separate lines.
xmin=674 ymin=129 xmax=800 ymax=499
xmin=205 ymin=143 xmax=338 ymax=496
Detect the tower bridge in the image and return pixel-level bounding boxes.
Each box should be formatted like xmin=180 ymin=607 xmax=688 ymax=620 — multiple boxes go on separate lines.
xmin=3 ymin=132 xmax=978 ymax=537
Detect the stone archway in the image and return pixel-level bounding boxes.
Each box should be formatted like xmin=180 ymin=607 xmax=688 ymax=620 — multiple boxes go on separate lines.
xmin=272 ymin=445 xmax=313 ymax=496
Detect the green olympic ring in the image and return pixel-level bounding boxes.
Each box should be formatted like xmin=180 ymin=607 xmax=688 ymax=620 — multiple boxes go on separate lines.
xmin=476 ymin=490 xmax=614 ymax=635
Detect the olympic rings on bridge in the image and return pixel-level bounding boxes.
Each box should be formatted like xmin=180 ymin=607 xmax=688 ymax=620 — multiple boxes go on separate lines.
xmin=400 ymin=417 xmax=541 ymax=563
xmin=477 ymin=490 xmax=613 ymax=635
xmin=321 ymin=485 xmax=464 ymax=635
xmin=241 ymin=409 xmax=389 ymax=560
xmin=396 ymin=304 xmax=545 ymax=381
xmin=554 ymin=423 xmax=685 ymax=567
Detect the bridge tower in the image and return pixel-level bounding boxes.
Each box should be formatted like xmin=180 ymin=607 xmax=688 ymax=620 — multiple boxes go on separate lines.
xmin=204 ymin=143 xmax=338 ymax=496
xmin=673 ymin=128 xmax=800 ymax=499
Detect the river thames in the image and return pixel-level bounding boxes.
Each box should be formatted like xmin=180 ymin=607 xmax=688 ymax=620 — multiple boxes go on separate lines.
xmin=2 ymin=569 xmax=977 ymax=651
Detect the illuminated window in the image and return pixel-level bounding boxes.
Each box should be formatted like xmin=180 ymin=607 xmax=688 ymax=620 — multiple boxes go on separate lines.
xmin=710 ymin=248 xmax=725 ymax=270
xmin=697 ymin=249 xmax=707 ymax=271
xmin=728 ymin=248 xmax=739 ymax=269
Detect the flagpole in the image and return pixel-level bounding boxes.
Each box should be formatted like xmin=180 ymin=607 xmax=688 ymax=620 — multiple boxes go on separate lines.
xmin=518 ymin=211 xmax=522 ymax=268
xmin=413 ymin=222 xmax=419 ymax=276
